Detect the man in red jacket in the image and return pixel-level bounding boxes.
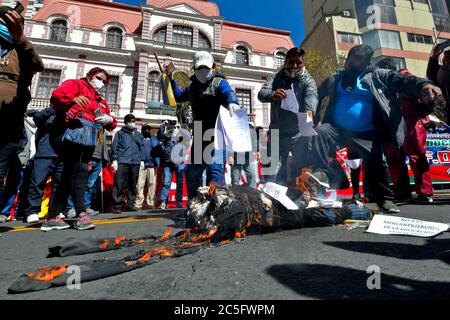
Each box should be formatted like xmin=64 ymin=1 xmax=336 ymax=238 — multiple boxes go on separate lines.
xmin=376 ymin=58 xmax=434 ymax=203
xmin=40 ymin=67 xmax=117 ymax=232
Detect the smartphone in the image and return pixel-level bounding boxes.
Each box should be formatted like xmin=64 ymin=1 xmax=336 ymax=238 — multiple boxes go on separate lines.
xmin=13 ymin=2 xmax=24 ymax=15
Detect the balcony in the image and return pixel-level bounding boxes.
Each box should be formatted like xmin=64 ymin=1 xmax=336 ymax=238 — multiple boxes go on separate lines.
xmin=28 ymin=97 xmax=51 ymax=112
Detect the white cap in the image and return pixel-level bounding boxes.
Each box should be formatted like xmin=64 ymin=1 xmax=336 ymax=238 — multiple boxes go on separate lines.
xmin=193 ymin=51 xmax=214 ymax=69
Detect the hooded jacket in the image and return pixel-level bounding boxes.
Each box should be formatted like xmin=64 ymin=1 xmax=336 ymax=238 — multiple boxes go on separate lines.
xmin=111 ymin=126 xmax=144 ymax=165
xmin=258 ymin=68 xmax=318 ymax=138
xmin=317 ymin=66 xmax=432 ymax=147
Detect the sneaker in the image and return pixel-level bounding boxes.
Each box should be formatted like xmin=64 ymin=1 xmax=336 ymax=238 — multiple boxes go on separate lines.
xmin=126 ymin=206 xmax=139 ymax=212
xmin=381 ymin=200 xmax=401 ymax=214
xmin=307 ymin=170 xmax=330 ymax=189
xmin=41 ymin=217 xmax=70 ymax=232
xmin=58 ymin=213 xmax=66 ymax=219
xmin=414 ymin=195 xmax=434 ymax=204
xmin=158 ymin=202 xmax=167 ymax=210
xmin=0 ymin=215 xmax=8 ymax=224
xmin=86 ymin=208 xmax=99 ymax=216
xmin=66 ymin=207 xmax=76 ymax=219
xmin=75 ymin=213 xmax=95 ymax=231
xmin=27 ymin=214 xmax=39 ymax=224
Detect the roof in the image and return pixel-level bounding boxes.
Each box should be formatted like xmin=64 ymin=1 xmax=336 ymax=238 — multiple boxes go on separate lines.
xmin=33 ymin=0 xmax=142 ymax=34
xmin=148 ymin=0 xmax=220 ymax=17
xmin=222 ymin=21 xmax=294 ymax=54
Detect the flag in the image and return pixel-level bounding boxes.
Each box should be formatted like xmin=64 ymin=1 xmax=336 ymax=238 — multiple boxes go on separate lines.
xmin=160 ymin=73 xmax=177 ymax=108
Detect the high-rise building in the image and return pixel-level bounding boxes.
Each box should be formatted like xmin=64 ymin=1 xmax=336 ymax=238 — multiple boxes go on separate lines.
xmin=301 ymin=0 xmax=450 ymax=77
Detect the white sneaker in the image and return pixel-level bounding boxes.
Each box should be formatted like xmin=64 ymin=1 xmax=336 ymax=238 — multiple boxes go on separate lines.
xmin=27 ymin=214 xmax=39 ymax=224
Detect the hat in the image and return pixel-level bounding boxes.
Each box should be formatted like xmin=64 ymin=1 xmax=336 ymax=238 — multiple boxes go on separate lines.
xmin=193 ymin=51 xmax=214 ymax=69
xmin=142 ymin=123 xmax=151 ymax=129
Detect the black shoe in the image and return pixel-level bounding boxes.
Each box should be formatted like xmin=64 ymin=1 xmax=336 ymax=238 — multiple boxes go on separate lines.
xmin=126 ymin=207 xmax=139 ymax=212
xmin=414 ymin=195 xmax=434 ymax=204
xmin=112 ymin=208 xmax=122 ymax=215
xmin=394 ymin=193 xmax=413 ymax=204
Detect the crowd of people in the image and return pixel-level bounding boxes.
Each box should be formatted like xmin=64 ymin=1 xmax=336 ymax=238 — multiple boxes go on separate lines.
xmin=0 ymin=5 xmax=448 ymax=234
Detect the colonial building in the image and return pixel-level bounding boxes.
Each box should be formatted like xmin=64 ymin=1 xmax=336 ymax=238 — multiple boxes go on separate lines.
xmin=1 ymin=0 xmax=294 ymax=128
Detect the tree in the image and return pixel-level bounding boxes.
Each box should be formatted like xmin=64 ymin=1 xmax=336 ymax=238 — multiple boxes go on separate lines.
xmin=304 ymin=49 xmax=344 ymax=87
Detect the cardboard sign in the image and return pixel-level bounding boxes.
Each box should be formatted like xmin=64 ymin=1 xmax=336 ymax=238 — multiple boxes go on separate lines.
xmin=366 ymin=215 xmax=449 ymax=238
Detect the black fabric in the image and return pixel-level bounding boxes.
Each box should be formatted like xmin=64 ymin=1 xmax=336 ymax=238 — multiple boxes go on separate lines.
xmin=112 ymin=163 xmax=140 ymax=209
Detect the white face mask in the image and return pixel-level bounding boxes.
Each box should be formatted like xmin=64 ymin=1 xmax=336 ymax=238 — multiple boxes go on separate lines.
xmin=89 ymin=78 xmax=104 ymax=92
xmin=284 ymin=67 xmax=305 ymax=79
xmin=126 ymin=122 xmax=136 ymax=130
xmin=195 ymin=69 xmax=213 ymax=84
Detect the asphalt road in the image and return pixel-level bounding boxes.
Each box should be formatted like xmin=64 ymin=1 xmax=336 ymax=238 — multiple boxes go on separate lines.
xmin=1 ymin=197 xmax=450 ymax=300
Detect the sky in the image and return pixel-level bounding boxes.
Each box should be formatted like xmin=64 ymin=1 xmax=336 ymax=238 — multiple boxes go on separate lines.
xmin=115 ymin=0 xmax=305 ymax=45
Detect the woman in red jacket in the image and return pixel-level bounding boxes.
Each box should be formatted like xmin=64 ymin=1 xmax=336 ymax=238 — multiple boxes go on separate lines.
xmin=41 ymin=67 xmax=117 ymax=232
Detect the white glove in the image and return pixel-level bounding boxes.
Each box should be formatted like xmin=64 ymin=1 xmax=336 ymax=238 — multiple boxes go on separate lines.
xmin=111 ymin=160 xmax=118 ymax=171
xmin=140 ymin=161 xmax=145 ymax=170
xmin=228 ymin=103 xmax=240 ymax=117
xmin=95 ymin=114 xmax=114 ymax=126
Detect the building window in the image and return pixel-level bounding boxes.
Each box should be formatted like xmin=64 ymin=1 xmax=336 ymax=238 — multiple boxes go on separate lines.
xmin=236 ymin=46 xmax=249 ymax=65
xmin=147 ymin=71 xmax=161 ymax=103
xmin=236 ymin=89 xmax=252 ymax=113
xmin=50 ymin=20 xmax=67 ymax=42
xmin=414 ymin=0 xmax=428 ymax=4
xmin=105 ymin=27 xmax=123 ymax=49
xmin=99 ymin=76 xmax=119 ymax=105
xmin=275 ymin=51 xmax=286 ymax=69
xmin=199 ymin=32 xmax=211 ymax=49
xmin=153 ymin=27 xmax=167 ymax=43
xmin=173 ymin=25 xmax=193 ymax=47
xmin=355 ymin=0 xmax=397 ymax=28
xmin=430 ymin=0 xmax=450 ymax=32
xmin=36 ymin=69 xmax=62 ymax=98
xmin=373 ymin=56 xmax=406 ymax=70
xmin=337 ymin=32 xmax=362 ymax=44
xmin=407 ymin=33 xmax=433 ymax=44
xmin=362 ymin=30 xmax=402 ymax=50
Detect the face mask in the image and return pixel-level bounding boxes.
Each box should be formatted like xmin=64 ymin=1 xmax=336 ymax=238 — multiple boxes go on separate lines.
xmin=284 ymin=67 xmax=305 ymax=79
xmin=195 ymin=69 xmax=213 ymax=84
xmin=126 ymin=123 xmax=136 ymax=130
xmin=0 ymin=23 xmax=13 ymax=44
xmin=88 ymin=78 xmax=104 ymax=92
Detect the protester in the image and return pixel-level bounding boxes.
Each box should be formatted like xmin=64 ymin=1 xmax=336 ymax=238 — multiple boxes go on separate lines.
xmin=427 ymin=44 xmax=450 ymax=122
xmin=40 ymin=67 xmax=117 ymax=231
xmin=168 ymin=51 xmax=241 ymax=199
xmin=0 ymin=7 xmax=44 ymax=223
xmin=135 ymin=124 xmax=161 ymax=210
xmin=111 ymin=113 xmax=144 ymax=214
xmin=157 ymin=121 xmax=185 ymax=209
xmin=377 ymin=58 xmax=434 ymax=203
xmin=258 ymin=47 xmax=318 ymax=187
xmin=310 ymin=44 xmax=442 ymax=213
xmin=24 ymin=107 xmax=65 ymax=224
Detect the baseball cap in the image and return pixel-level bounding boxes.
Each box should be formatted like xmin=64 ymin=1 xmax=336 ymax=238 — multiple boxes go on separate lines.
xmin=193 ymin=51 xmax=214 ymax=69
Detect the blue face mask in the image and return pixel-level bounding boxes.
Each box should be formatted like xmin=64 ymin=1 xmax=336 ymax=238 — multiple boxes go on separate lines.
xmin=0 ymin=23 xmax=13 ymax=44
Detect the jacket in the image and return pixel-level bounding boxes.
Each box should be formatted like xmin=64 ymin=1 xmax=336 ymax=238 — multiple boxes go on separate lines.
xmin=157 ymin=124 xmax=179 ymax=165
xmin=258 ymin=68 xmax=318 ymax=138
xmin=0 ymin=37 xmax=44 ymax=143
xmin=111 ymin=127 xmax=144 ymax=165
xmin=427 ymin=56 xmax=450 ymax=112
xmin=50 ymin=78 xmax=117 ymax=130
xmin=33 ymin=106 xmax=66 ymax=158
xmin=317 ymin=66 xmax=432 ymax=147
xmin=142 ymin=134 xmax=161 ymax=168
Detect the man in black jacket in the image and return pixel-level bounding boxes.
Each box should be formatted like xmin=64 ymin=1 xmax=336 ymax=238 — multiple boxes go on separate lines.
xmin=111 ymin=114 xmax=144 ymax=214
xmin=427 ymin=44 xmax=450 ymax=122
xmin=311 ymin=44 xmax=442 ymax=213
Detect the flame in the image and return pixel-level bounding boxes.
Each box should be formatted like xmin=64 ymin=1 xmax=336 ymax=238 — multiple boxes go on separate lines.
xmin=235 ymin=230 xmax=246 ymax=239
xmin=157 ymin=227 xmax=173 ymax=243
xmin=191 ymin=227 xmax=218 ymax=242
xmin=114 ymin=236 xmax=126 ymax=246
xmin=130 ymin=239 xmax=146 ymax=244
xmin=137 ymin=251 xmax=152 ymax=263
xmin=297 ymin=168 xmax=315 ymax=193
xmin=220 ymin=240 xmax=231 ymax=245
xmin=207 ymin=181 xmax=216 ymax=197
xmin=153 ymin=247 xmax=173 ymax=257
xmin=245 ymin=218 xmax=252 ymax=229
xmin=175 ymin=230 xmax=190 ymax=240
xmin=99 ymin=240 xmax=110 ymax=249
xmin=28 ymin=265 xmax=69 ymax=282
xmin=253 ymin=212 xmax=262 ymax=224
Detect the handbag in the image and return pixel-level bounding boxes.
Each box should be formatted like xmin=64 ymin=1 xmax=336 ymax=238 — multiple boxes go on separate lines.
xmin=63 ymin=115 xmax=103 ymax=148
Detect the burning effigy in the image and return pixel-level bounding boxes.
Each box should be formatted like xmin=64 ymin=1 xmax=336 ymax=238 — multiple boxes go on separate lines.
xmin=9 ymin=184 xmax=372 ymax=294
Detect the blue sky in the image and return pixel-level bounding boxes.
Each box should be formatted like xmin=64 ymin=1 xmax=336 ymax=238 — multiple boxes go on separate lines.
xmin=115 ymin=0 xmax=305 ymax=45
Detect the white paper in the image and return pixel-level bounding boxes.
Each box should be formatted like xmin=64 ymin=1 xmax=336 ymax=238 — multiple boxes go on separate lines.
xmin=297 ymin=112 xmax=318 ymax=137
xmin=366 ymin=215 xmax=449 ymax=238
xmin=214 ymin=106 xmax=252 ymax=153
xmin=344 ymin=159 xmax=362 ymax=170
xmin=259 ymin=182 xmax=299 ymax=210
xmin=280 ymin=87 xmax=300 ymax=114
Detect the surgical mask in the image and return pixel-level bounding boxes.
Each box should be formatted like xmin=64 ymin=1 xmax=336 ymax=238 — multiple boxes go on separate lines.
xmin=284 ymin=67 xmax=305 ymax=79
xmin=88 ymin=78 xmax=104 ymax=92
xmin=126 ymin=123 xmax=136 ymax=130
xmin=195 ymin=69 xmax=213 ymax=84
xmin=0 ymin=23 xmax=13 ymax=44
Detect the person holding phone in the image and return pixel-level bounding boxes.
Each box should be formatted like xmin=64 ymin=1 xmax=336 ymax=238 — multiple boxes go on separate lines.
xmin=40 ymin=67 xmax=117 ymax=231
xmin=0 ymin=4 xmax=44 ymax=224
xmin=427 ymin=42 xmax=450 ymax=123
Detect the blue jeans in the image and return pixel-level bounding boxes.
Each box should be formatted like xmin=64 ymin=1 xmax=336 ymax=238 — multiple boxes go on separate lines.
xmin=186 ymin=149 xmax=226 ymax=199
xmin=67 ymin=159 xmax=102 ymax=209
xmin=160 ymin=163 xmax=185 ymax=204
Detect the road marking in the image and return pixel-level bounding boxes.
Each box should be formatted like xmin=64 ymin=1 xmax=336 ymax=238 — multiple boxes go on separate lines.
xmin=4 ymin=217 xmax=164 ymax=233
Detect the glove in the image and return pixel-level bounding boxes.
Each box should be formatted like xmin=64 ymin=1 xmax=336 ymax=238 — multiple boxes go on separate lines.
xmin=140 ymin=161 xmax=145 ymax=170
xmin=95 ymin=114 xmax=114 ymax=126
xmin=228 ymin=103 xmax=240 ymax=117
xmin=111 ymin=160 xmax=118 ymax=171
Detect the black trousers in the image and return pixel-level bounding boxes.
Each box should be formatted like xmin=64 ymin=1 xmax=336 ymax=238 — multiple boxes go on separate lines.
xmin=112 ymin=163 xmax=140 ymax=210
xmin=310 ymin=123 xmax=389 ymax=205
xmin=48 ymin=142 xmax=94 ymax=218
xmin=0 ymin=141 xmax=25 ymax=209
